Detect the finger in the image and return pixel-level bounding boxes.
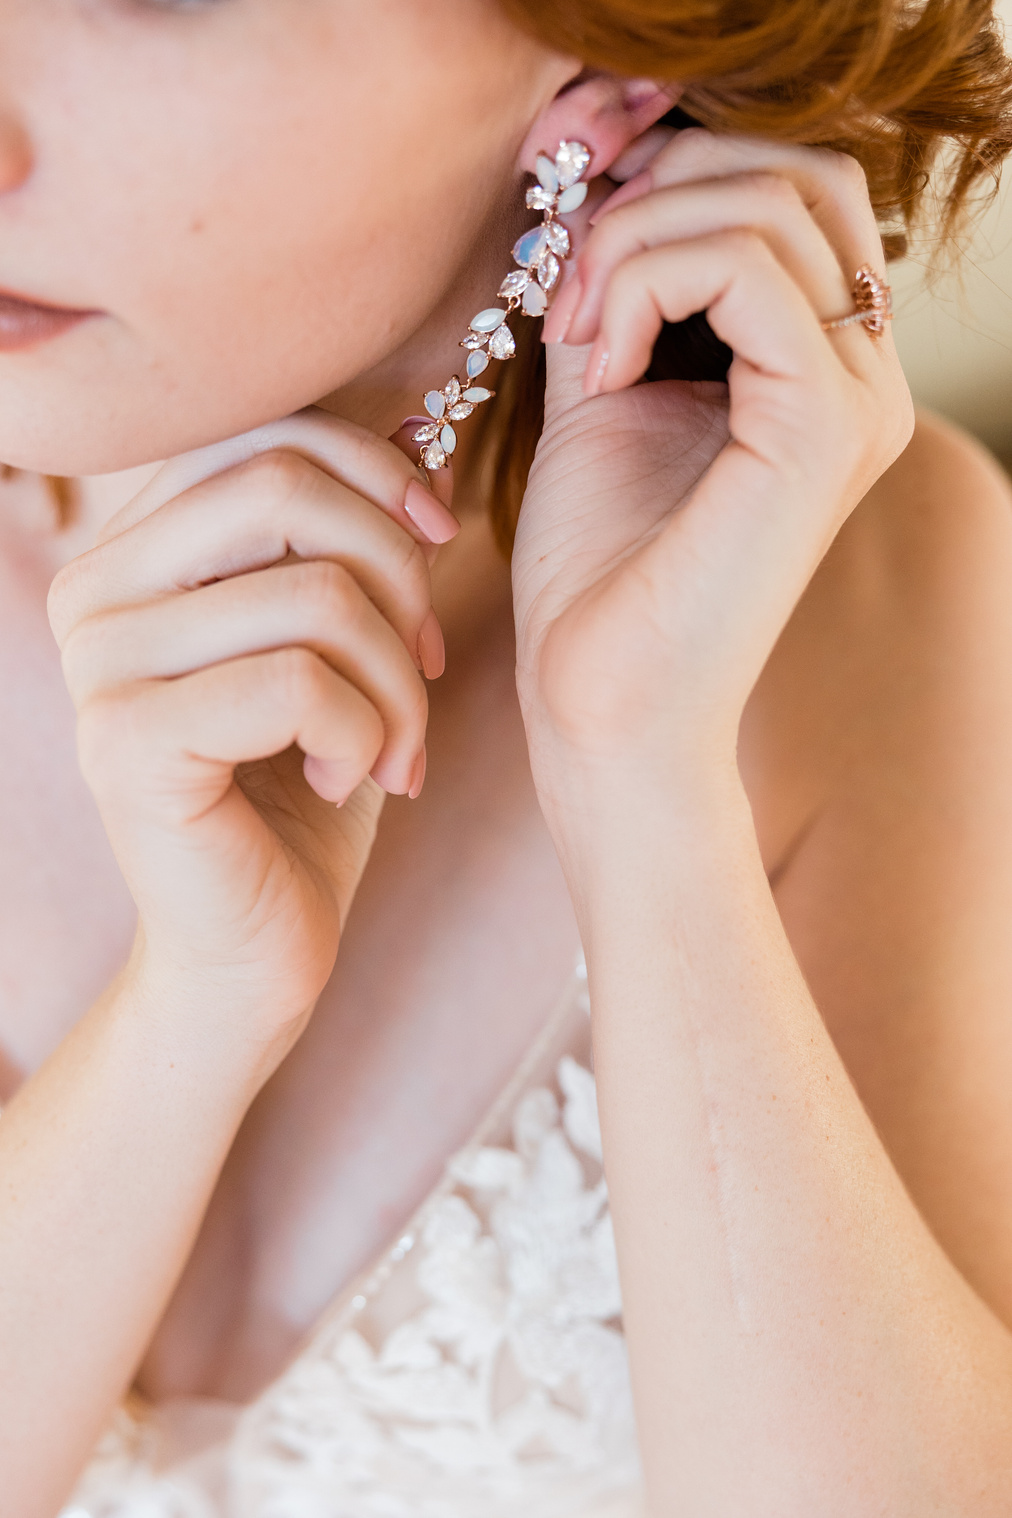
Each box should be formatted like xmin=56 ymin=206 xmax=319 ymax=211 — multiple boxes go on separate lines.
xmin=96 ymin=406 xmax=458 ymax=551
xmin=49 ymin=449 xmax=436 ymax=661
xmin=616 ymin=129 xmax=883 ymax=283
xmin=77 ymin=647 xmax=387 ymax=816
xmin=63 ymin=560 xmax=429 ymax=795
xmin=588 ymin=230 xmax=834 ymax=399
xmin=608 ymin=125 xmax=679 ymax=184
xmin=387 ymin=419 xmax=456 ymax=517
xmin=567 ymin=172 xmax=851 ymax=348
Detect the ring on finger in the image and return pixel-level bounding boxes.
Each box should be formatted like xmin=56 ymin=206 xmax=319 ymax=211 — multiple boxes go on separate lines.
xmin=821 ymin=264 xmax=893 ymax=338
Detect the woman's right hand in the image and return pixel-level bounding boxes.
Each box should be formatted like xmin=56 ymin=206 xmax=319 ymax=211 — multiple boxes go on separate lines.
xmin=47 ymin=408 xmax=458 ymax=1061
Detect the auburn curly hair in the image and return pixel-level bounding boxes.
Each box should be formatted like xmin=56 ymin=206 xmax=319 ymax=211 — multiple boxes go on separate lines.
xmin=480 ymin=0 xmax=1012 ymax=554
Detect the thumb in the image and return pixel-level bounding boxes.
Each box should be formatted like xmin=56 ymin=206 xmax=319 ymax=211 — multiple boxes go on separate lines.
xmin=543 ymin=337 xmax=595 ymax=428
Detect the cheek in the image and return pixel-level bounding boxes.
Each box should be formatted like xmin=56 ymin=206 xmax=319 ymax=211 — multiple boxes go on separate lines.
xmin=0 ymin=0 xmax=548 ymax=475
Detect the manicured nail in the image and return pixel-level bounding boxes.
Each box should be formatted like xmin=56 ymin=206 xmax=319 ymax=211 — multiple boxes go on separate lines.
xmin=542 ymin=272 xmax=583 ymax=345
xmin=404 ymin=478 xmax=459 ymax=545
xmin=417 ymin=608 xmax=445 ymax=679
xmin=398 ymin=415 xmax=430 ymax=433
xmin=584 ymin=340 xmax=610 ymax=396
xmin=589 ymin=170 xmax=653 ymax=226
xmin=408 ymin=745 xmax=427 ymax=800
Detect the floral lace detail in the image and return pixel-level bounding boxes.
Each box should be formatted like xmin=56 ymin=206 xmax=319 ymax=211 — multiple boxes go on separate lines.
xmin=63 ymin=976 xmax=643 ymax=1518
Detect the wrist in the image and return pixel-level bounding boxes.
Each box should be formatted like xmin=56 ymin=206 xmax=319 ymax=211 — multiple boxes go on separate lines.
xmin=117 ymin=930 xmax=315 ymax=1091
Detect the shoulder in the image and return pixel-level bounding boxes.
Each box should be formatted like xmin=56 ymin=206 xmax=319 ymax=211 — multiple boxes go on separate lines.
xmin=744 ymin=409 xmax=1012 ymax=872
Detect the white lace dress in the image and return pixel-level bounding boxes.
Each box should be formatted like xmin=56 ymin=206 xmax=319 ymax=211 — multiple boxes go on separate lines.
xmin=61 ymin=965 xmax=645 ymax=1518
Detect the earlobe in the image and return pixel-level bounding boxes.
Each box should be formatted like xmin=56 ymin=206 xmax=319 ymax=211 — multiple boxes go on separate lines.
xmin=518 ymin=72 xmax=681 ymax=183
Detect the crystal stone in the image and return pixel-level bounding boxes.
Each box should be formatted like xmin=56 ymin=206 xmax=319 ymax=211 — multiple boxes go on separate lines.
xmin=498 ymin=270 xmax=530 ymax=299
xmin=440 ymin=424 xmax=457 ymax=454
xmin=538 ymin=251 xmax=560 ymax=291
xmin=536 ymin=154 xmax=560 ymax=192
xmin=422 ymin=440 xmax=446 ymax=469
xmin=466 ymin=349 xmax=489 ymax=378
xmin=423 ymin=389 xmax=446 ymax=419
xmin=461 ymin=332 xmax=487 ymax=350
xmin=448 ymin=401 xmax=474 ymax=420
xmin=469 ymin=307 xmax=507 ymax=333
xmin=526 ymin=186 xmax=556 ymax=211
xmin=512 ymin=225 xmax=548 ymax=269
xmin=546 ymin=222 xmax=570 ymax=257
xmin=488 ymin=323 xmax=515 ymax=360
xmin=555 ymin=140 xmax=591 ymax=188
xmin=462 ymin=387 xmax=493 ymax=403
xmin=412 ymin=423 xmax=439 ymax=443
xmin=556 ymin=182 xmax=588 ymax=214
xmin=444 ymin=376 xmax=461 ymax=408
xmin=522 ymin=282 xmax=548 ymax=316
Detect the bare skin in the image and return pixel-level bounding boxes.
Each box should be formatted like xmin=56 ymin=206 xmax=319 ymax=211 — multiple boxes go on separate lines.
xmin=3 ymin=406 xmax=1012 ymax=1415
xmin=4 ymin=2 xmax=1012 ymax=1514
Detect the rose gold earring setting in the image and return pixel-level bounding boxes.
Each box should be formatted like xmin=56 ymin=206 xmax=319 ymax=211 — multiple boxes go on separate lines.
xmin=412 ymin=140 xmax=592 ymax=471
xmin=821 ymin=264 xmax=893 ymax=338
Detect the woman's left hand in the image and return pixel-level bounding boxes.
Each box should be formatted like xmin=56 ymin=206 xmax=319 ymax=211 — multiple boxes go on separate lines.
xmin=512 ymin=128 xmax=914 ymax=799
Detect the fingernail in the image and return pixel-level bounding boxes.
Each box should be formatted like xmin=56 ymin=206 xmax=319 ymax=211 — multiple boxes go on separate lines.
xmin=588 ymin=170 xmax=653 ymax=226
xmin=417 ymin=608 xmax=445 ymax=679
xmin=397 ymin=415 xmax=430 ymax=433
xmin=542 ymin=272 xmax=583 ymax=345
xmin=404 ymin=478 xmax=460 ymax=545
xmin=584 ymin=340 xmax=610 ymax=396
xmin=408 ymin=745 xmax=427 ymax=800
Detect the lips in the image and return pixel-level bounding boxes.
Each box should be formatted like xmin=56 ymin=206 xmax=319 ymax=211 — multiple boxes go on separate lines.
xmin=0 ymin=289 xmax=99 ymax=352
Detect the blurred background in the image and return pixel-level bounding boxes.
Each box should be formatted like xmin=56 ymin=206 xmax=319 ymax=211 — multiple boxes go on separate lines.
xmin=894 ymin=2 xmax=1012 ymax=470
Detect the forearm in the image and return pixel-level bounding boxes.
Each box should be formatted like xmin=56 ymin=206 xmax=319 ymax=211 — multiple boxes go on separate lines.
xmin=0 ymin=951 xmax=279 ymax=1518
xmin=543 ymin=761 xmax=1012 ymax=1515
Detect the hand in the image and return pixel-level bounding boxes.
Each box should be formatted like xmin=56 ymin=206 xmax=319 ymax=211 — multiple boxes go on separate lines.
xmin=48 ymin=409 xmax=458 ymax=1050
xmin=514 ymin=129 xmax=914 ymax=798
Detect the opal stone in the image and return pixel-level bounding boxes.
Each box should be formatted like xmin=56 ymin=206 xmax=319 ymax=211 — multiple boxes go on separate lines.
xmin=466 ymin=350 xmax=489 ymax=378
xmin=556 ymin=182 xmax=588 ymax=214
xmin=512 ymin=226 xmax=548 ymax=270
xmin=440 ymin=424 xmax=457 ymax=454
xmin=462 ymin=387 xmax=493 ymax=403
xmin=555 ymin=141 xmax=591 ymax=188
xmin=488 ymin=324 xmax=515 ymax=360
xmin=522 ymin=282 xmax=548 ymax=316
xmin=469 ymin=307 xmax=506 ymax=333
xmin=536 ymin=154 xmax=560 ymax=192
xmin=424 ymin=390 xmax=445 ymax=419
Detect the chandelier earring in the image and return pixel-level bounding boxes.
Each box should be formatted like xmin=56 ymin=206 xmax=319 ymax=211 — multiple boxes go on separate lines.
xmin=411 ymin=140 xmax=592 ymax=471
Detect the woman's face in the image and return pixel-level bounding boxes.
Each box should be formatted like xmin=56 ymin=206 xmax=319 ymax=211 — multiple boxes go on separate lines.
xmin=0 ymin=0 xmax=573 ymax=475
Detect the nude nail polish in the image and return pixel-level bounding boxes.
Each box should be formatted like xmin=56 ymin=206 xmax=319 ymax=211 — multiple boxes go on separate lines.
xmin=404 ymin=478 xmax=459 ymax=545
xmin=417 ymin=608 xmax=445 ymax=680
xmin=542 ymin=272 xmax=583 ymax=344
xmin=408 ymin=745 xmax=427 ymax=800
xmin=584 ymin=341 xmax=610 ymax=396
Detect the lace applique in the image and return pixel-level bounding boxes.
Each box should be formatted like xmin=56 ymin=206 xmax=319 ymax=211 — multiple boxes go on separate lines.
xmin=63 ymin=984 xmax=643 ymax=1518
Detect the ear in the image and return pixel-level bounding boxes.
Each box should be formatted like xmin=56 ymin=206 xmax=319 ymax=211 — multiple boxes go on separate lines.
xmin=517 ymin=72 xmax=682 ymax=182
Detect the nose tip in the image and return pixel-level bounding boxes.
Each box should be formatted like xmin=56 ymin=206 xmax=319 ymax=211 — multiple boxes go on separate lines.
xmin=0 ymin=114 xmax=32 ymax=194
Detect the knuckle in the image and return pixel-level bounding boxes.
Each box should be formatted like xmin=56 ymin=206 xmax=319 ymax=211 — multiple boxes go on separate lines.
xmin=46 ymin=557 xmax=88 ymax=646
xmin=826 ymin=148 xmax=868 ymax=194
xmin=744 ymin=170 xmax=802 ymax=211
xmin=269 ymin=645 xmax=328 ymax=707
xmin=237 ymin=447 xmax=316 ymax=506
xmin=290 ymin=558 xmax=359 ymax=625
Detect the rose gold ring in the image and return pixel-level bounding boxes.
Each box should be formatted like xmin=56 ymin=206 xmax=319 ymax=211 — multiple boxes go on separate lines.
xmin=821 ymin=265 xmax=893 ymax=338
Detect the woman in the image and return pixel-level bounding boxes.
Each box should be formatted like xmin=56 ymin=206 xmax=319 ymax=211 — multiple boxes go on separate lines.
xmin=2 ymin=0 xmax=1012 ymax=1512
